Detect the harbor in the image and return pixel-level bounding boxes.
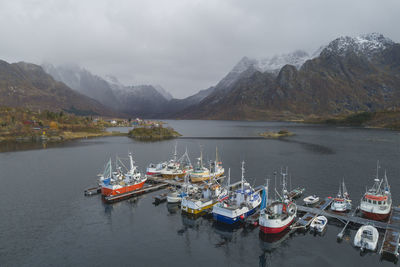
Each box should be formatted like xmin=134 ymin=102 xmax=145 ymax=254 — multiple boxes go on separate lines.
xmin=83 ymin=147 xmax=400 ymax=264
xmin=3 ymin=120 xmax=400 ymax=266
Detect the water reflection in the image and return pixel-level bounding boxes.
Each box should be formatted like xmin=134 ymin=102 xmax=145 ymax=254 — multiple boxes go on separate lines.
xmin=259 ymin=228 xmax=292 ymax=252
xmin=167 ymin=203 xmax=180 ymax=214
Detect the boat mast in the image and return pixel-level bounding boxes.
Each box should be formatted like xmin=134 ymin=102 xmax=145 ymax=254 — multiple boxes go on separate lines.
xmin=342 ymin=179 xmax=348 ymax=197
xmin=241 ymin=161 xmax=245 ymax=192
xmin=200 ymin=148 xmax=203 ymax=168
xmin=173 ymin=142 xmax=177 ymax=162
xmin=227 ymin=168 xmax=231 ymax=191
xmin=129 ymin=152 xmax=134 ymax=172
xmin=281 ymin=167 xmax=288 ymax=196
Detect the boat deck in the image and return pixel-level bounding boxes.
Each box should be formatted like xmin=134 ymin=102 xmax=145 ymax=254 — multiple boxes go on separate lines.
xmin=380 ymin=207 xmax=400 ymax=259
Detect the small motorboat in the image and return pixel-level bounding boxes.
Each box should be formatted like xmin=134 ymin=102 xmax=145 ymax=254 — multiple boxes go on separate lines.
xmin=353 ymin=225 xmax=379 ymax=251
xmin=303 ymin=195 xmax=319 ymax=205
xmin=310 ymin=216 xmax=328 ymax=233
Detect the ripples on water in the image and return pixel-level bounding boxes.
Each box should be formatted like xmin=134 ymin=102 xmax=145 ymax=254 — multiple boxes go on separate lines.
xmin=0 ymin=121 xmax=399 ymax=266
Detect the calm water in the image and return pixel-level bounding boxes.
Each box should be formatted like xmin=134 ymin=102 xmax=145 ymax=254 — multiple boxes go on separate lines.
xmin=1 ymin=120 xmax=400 ymax=266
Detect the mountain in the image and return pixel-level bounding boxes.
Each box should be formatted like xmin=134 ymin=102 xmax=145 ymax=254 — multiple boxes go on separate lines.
xmin=177 ymin=33 xmax=400 ymax=120
xmin=43 ymin=64 xmax=175 ymax=118
xmin=0 ymin=60 xmax=116 ymax=116
xmin=154 ymin=85 xmax=173 ymax=100
xmin=113 ymin=85 xmax=169 ymax=117
xmin=42 ymin=64 xmax=120 ymax=108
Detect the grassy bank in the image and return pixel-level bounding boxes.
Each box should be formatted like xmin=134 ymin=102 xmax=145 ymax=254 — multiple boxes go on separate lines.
xmin=259 ymin=129 xmax=295 ymax=138
xmin=317 ymin=110 xmax=400 ymax=130
xmin=0 ymin=107 xmax=125 ymax=142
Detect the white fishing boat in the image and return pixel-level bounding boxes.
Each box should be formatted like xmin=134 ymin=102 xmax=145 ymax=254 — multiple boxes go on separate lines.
xmin=189 ymin=150 xmax=211 ymax=183
xmin=360 ymin=161 xmax=392 ymax=221
xmin=167 ymin=175 xmax=198 ymax=203
xmin=353 ymin=225 xmax=379 ymax=251
xmin=259 ymin=168 xmax=297 ymax=234
xmin=303 ymin=195 xmax=319 ymax=205
xmin=146 ymin=162 xmax=167 ymax=176
xmin=181 ymin=182 xmax=228 ymax=215
xmin=212 ymin=162 xmax=262 ymax=224
xmin=161 ymin=147 xmax=193 ymax=179
xmin=331 ymin=180 xmax=352 ymax=212
xmin=310 ymin=216 xmax=328 ymax=233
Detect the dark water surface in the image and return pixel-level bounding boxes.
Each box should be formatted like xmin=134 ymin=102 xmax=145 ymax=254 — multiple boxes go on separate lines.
xmin=1 ymin=120 xmax=400 ymax=266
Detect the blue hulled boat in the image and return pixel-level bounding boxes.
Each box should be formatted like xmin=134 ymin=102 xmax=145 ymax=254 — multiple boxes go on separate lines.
xmin=212 ymin=162 xmax=261 ymax=224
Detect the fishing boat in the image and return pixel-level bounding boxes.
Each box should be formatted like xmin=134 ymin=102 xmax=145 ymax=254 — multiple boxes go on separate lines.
xmin=167 ymin=175 xmax=198 ymax=203
xmin=310 ymin=216 xmax=328 ymax=233
xmin=212 ymin=162 xmax=261 ymax=224
xmin=211 ymin=147 xmax=224 ymax=178
xmin=161 ymin=148 xmax=193 ymax=179
xmin=353 ymin=225 xmax=379 ymax=251
xmin=101 ymin=153 xmax=147 ymax=196
xmin=146 ymin=162 xmax=167 ymax=176
xmin=181 ymin=182 xmax=228 ymax=215
xmin=189 ymin=150 xmax=211 ymax=183
xmin=259 ymin=169 xmax=297 ymax=234
xmin=303 ymin=195 xmax=319 ymax=205
xmin=287 ymin=187 xmax=305 ymax=199
xmin=331 ymin=180 xmax=352 ymax=212
xmin=190 ymin=147 xmax=224 ymax=183
xmin=360 ymin=161 xmax=392 ymax=221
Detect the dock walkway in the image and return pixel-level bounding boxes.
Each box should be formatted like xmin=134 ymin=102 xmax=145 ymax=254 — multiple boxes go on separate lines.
xmin=380 ymin=207 xmax=400 ymax=258
xmin=295 ymin=198 xmax=333 ymax=228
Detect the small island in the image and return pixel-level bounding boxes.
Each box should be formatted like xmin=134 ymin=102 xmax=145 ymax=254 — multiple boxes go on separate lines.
xmin=128 ymin=124 xmax=181 ymax=140
xmin=259 ymin=129 xmax=294 ymax=138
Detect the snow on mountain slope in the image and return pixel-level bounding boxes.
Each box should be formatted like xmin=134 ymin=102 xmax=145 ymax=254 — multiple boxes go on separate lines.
xmin=321 ymin=33 xmax=394 ymax=58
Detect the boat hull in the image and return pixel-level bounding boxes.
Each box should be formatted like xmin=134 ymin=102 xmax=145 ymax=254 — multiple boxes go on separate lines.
xmin=181 ymin=201 xmax=216 ymax=215
xmin=190 ymin=176 xmax=212 ymax=183
xmin=361 ymin=210 xmax=390 ymax=221
xmin=161 ymin=173 xmax=186 ymax=179
xmin=260 ymin=218 xmax=294 ymax=234
xmin=213 ymin=207 xmax=257 ymax=224
xmin=101 ymin=180 xmax=146 ymax=196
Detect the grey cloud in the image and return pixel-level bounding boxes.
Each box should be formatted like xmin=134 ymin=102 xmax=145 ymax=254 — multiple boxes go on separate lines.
xmin=0 ymin=0 xmax=399 ymax=98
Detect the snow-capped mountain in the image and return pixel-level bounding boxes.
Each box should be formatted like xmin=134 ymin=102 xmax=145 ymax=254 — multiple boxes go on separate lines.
xmin=232 ymin=50 xmax=311 ymax=74
xmin=177 ymin=32 xmax=400 ymax=120
xmin=320 ymin=33 xmax=395 ymax=59
xmin=154 ymin=85 xmax=173 ymax=100
xmin=42 ymin=63 xmax=120 ymax=108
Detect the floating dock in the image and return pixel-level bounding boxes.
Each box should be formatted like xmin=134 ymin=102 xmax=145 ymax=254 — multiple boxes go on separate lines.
xmin=295 ymin=197 xmax=333 ymax=228
xmin=104 ymin=182 xmax=169 ymax=203
xmin=84 ymin=186 xmax=101 ymax=196
xmin=295 ymin=198 xmax=400 ymax=260
xmin=380 ymin=207 xmax=400 ymax=260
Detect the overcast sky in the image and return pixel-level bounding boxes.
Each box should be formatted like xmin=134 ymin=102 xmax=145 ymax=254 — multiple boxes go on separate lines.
xmin=0 ymin=0 xmax=399 ymax=98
